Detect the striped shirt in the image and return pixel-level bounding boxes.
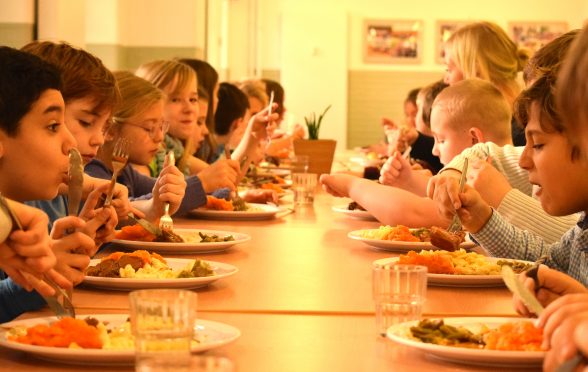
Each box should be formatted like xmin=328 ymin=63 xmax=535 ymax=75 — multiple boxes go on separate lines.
xmin=443 ymin=142 xmax=578 ymax=243
xmin=474 ymin=210 xmax=588 ymax=286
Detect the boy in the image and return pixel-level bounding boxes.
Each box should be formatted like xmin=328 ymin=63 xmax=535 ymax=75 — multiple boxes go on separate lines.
xmin=0 ymin=46 xmax=92 ymax=321
xmin=320 ymin=78 xmax=512 ymax=227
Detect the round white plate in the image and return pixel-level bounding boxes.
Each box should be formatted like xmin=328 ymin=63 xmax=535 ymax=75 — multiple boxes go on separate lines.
xmin=83 ymin=258 xmax=238 ymax=290
xmin=387 ymin=317 xmax=544 ymax=368
xmin=347 ymin=229 xmax=476 ymax=252
xmin=111 ymin=229 xmax=250 ymax=254
xmin=332 ymin=204 xmax=377 ymax=221
xmin=0 ymin=314 xmax=240 ymax=365
xmin=238 ymin=189 xmax=293 ymax=200
xmin=373 ymin=257 xmax=531 ymax=287
xmin=189 ymin=203 xmax=283 ymax=220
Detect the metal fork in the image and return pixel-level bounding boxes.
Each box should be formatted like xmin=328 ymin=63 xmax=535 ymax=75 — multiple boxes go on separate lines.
xmin=103 ymin=138 xmax=129 ymax=207
xmin=447 ymin=158 xmax=469 ymax=233
xmin=159 ymin=151 xmax=175 ymax=231
xmin=0 ymin=193 xmax=75 ymax=318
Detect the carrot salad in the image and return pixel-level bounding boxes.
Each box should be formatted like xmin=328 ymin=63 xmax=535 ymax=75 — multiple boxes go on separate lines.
xmin=205 ymin=196 xmax=234 ymax=211
xmin=483 ymin=321 xmax=544 ymax=351
xmin=10 ymin=318 xmax=102 ymax=349
xmin=114 ymin=224 xmax=156 ymax=242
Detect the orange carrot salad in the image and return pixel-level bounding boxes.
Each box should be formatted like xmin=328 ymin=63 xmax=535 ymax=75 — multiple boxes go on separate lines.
xmin=10 ymin=318 xmax=102 ymax=349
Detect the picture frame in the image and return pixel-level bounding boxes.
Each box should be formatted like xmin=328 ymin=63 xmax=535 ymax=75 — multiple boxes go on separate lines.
xmin=508 ymin=21 xmax=568 ymax=54
xmin=363 ymin=19 xmax=422 ymax=64
xmin=435 ymin=20 xmax=470 ymax=64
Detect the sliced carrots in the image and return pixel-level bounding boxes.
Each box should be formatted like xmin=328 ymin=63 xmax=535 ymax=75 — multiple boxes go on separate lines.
xmin=115 ymin=224 xmax=157 ymax=242
xmin=398 ymin=251 xmax=456 ymax=274
xmin=101 ymin=250 xmax=166 ymax=265
xmin=10 ymin=318 xmax=102 ymax=349
xmin=206 ymin=196 xmax=234 ymax=211
xmin=483 ymin=321 xmax=544 ymax=351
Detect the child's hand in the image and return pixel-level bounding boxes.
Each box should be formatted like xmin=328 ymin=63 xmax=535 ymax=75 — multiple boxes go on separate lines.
xmin=152 ymin=165 xmax=187 ymax=216
xmin=379 ymin=151 xmax=413 ymax=187
xmin=468 ymin=159 xmax=512 ymax=208
xmin=198 ymin=159 xmax=239 ymax=193
xmin=319 ymin=174 xmax=352 ymax=198
xmin=427 ymin=174 xmax=492 ymax=232
xmin=512 ymin=265 xmax=588 ymax=319
xmin=543 ymin=311 xmax=588 ymax=372
xmin=50 ymin=217 xmax=95 ymax=285
xmin=79 ymin=186 xmax=119 ymax=245
xmin=535 ymin=293 xmax=588 ymax=352
xmin=249 ymin=103 xmax=280 ymax=141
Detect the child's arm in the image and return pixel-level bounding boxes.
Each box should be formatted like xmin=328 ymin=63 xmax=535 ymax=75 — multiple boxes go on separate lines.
xmin=379 ymin=151 xmax=431 ymax=195
xmin=231 ymin=104 xmax=280 ymax=163
xmin=196 ymin=159 xmax=240 ymax=193
xmin=320 ymin=174 xmax=449 ymax=227
xmin=147 ymin=163 xmax=187 ymax=221
xmin=50 ymin=217 xmax=95 ymax=285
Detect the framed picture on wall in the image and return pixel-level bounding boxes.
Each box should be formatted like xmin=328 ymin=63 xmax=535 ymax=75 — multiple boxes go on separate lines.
xmin=435 ymin=20 xmax=470 ymax=64
xmin=508 ymin=21 xmax=568 ymax=55
xmin=363 ymin=19 xmax=422 ymax=64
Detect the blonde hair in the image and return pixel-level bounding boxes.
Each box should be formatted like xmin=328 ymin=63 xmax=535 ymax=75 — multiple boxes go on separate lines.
xmin=446 ymin=21 xmax=529 ymax=104
xmin=135 ymin=60 xmax=197 ymax=96
xmin=432 ymin=78 xmax=512 ymax=143
xmin=111 ymin=71 xmax=164 ymax=128
xmin=238 ymin=79 xmax=268 ymax=106
xmin=557 ymin=25 xmax=588 ymax=141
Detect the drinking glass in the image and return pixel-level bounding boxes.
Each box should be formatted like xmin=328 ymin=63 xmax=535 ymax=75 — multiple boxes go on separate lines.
xmin=292 ymin=172 xmax=317 ymax=205
xmin=372 ymin=263 xmax=427 ymax=336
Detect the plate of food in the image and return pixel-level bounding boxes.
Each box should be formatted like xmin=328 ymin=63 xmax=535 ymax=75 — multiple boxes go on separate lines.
xmin=332 ymin=201 xmax=377 ymax=221
xmin=387 ymin=317 xmax=544 ymax=368
xmin=111 ymin=226 xmax=250 ymax=254
xmin=348 ymin=225 xmax=476 ymax=252
xmin=373 ymin=250 xmax=533 ymax=287
xmin=189 ymin=196 xmax=283 ymax=220
xmin=83 ymin=251 xmax=238 ymax=290
xmin=0 ymin=314 xmax=240 ymax=365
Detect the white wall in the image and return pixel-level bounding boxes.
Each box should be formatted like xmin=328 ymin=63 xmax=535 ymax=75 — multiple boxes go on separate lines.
xmin=0 ymin=0 xmax=34 ymax=22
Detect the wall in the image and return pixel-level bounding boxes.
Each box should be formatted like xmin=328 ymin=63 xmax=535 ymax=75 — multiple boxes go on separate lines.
xmin=0 ymin=0 xmax=34 ymax=47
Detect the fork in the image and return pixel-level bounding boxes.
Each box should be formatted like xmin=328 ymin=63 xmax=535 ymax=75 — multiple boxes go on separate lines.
xmin=0 ymin=193 xmax=75 ymax=318
xmin=447 ymin=158 xmax=469 ymax=233
xmin=103 ymin=138 xmax=129 ymax=207
xmin=159 ymin=151 xmax=175 ymax=231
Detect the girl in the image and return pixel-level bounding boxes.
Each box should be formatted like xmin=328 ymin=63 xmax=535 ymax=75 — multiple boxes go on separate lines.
xmin=444 ymin=21 xmax=530 ymax=145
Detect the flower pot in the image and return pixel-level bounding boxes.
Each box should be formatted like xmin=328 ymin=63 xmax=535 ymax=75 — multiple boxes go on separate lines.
xmin=293 ymin=139 xmax=337 ymax=175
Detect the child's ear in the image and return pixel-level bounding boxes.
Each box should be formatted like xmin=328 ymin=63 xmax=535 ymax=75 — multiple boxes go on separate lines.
xmin=469 ymin=127 xmax=485 ymax=144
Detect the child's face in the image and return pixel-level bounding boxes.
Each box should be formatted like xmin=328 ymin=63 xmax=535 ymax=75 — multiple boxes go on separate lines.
xmin=164 ymin=83 xmax=199 ymax=142
xmin=404 ymin=101 xmax=417 ymax=128
xmin=519 ymin=103 xmax=588 ymax=216
xmin=119 ymin=101 xmax=166 ymax=166
xmin=0 ymin=89 xmax=75 ymax=201
xmin=443 ymin=49 xmax=464 ymax=85
xmin=192 ymin=100 xmax=209 ymax=151
xmin=430 ymin=107 xmax=472 ymax=165
xmin=65 ymin=97 xmax=111 ymax=164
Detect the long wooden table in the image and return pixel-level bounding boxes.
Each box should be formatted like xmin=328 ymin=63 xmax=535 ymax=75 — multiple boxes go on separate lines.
xmin=0 ymin=190 xmax=532 ymax=371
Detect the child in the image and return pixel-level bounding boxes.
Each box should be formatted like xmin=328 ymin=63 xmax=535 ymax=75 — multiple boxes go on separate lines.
xmin=444 ymin=21 xmax=529 ymax=146
xmin=320 ymin=78 xmax=512 ymax=227
xmin=86 ymin=71 xmax=194 ymax=220
xmin=214 ymin=82 xmax=250 ymax=157
xmin=0 ymin=46 xmax=94 ymax=321
xmin=428 ymin=30 xmax=580 ymax=244
xmin=509 ymin=26 xmax=588 ymax=371
xmin=379 ymin=80 xmax=447 ymax=190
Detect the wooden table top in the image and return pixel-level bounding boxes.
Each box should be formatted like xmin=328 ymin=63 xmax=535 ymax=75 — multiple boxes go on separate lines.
xmin=1 ymin=190 xmax=531 ymax=371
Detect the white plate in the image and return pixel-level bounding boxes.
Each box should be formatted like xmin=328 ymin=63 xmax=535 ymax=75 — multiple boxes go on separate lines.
xmin=111 ymin=229 xmax=250 ymax=254
xmin=0 ymin=314 xmax=240 ymax=365
xmin=332 ymin=204 xmax=377 ymax=221
xmin=238 ymin=189 xmax=293 ymax=200
xmin=347 ymin=229 xmax=476 ymax=252
xmin=387 ymin=317 xmax=544 ymax=368
xmin=189 ymin=203 xmax=283 ymax=220
xmin=373 ymin=257 xmax=531 ymax=287
xmin=83 ymin=258 xmax=238 ymax=290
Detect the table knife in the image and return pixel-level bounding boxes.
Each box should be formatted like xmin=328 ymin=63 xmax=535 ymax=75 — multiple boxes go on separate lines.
xmin=501 ymin=265 xmax=544 ymax=316
xmin=67 ymin=148 xmax=84 ymax=217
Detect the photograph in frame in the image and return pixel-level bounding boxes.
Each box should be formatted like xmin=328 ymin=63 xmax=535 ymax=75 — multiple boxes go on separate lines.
xmin=508 ymin=21 xmax=568 ymax=54
xmin=363 ymin=19 xmax=422 ymax=64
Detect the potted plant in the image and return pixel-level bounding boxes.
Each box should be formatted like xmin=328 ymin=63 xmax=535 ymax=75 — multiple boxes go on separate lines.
xmin=293 ymin=105 xmax=337 ymax=175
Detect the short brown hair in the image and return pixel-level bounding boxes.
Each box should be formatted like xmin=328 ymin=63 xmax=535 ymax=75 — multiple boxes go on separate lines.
xmin=432 ymin=78 xmax=512 ymax=143
xmin=557 ymin=25 xmax=588 ymax=141
xmin=21 ymin=41 xmax=120 ymax=113
xmin=514 ymin=74 xmax=562 ymax=133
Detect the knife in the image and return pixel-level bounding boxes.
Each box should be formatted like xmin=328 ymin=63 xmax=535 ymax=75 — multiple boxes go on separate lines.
xmin=127 ymin=213 xmax=161 ymax=236
xmin=501 ymin=265 xmax=544 ymax=316
xmin=67 ymin=148 xmax=84 ymax=217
